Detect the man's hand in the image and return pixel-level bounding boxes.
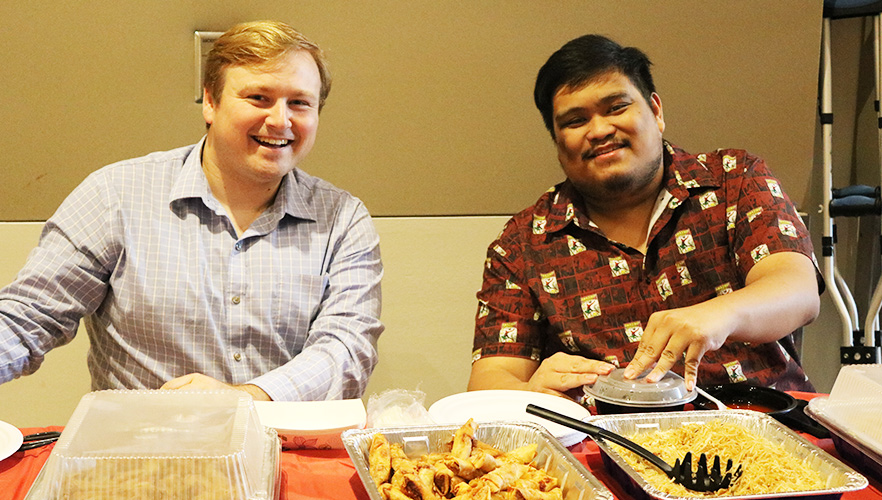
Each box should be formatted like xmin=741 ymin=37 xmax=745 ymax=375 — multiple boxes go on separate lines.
xmin=468 ymin=353 xmax=615 ymax=400
xmin=622 ymin=252 xmax=820 ymax=390
xmin=526 ymin=352 xmax=616 ymax=397
xmin=623 ymin=301 xmax=731 ymax=390
xmin=161 ymin=373 xmax=272 ymax=401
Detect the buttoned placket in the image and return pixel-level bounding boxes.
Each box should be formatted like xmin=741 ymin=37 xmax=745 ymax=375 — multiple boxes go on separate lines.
xmin=229 ymin=237 xmax=247 ymax=374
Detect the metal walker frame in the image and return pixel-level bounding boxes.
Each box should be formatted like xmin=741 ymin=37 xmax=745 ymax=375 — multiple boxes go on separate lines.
xmin=820 ymin=1 xmax=882 ymax=363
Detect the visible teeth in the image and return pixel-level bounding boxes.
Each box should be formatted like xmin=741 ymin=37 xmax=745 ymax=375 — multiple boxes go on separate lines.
xmin=255 ymin=137 xmax=291 ymax=146
xmin=590 ymin=145 xmax=622 ymax=158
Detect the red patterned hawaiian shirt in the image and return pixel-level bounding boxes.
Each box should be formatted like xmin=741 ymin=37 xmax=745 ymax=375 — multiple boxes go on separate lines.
xmin=473 ymin=142 xmax=818 ymax=391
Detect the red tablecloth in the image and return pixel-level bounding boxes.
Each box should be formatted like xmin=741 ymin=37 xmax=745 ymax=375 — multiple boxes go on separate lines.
xmin=3 ymin=394 xmax=881 ymax=499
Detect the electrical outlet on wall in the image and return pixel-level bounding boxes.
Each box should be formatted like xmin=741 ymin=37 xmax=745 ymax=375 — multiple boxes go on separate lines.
xmin=194 ymin=31 xmax=223 ymax=103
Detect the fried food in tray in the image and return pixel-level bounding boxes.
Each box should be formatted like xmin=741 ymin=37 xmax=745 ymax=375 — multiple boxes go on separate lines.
xmin=344 ymin=419 xmax=613 ymax=500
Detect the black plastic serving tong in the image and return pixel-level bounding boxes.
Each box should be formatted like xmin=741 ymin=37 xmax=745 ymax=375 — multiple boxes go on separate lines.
xmin=526 ymin=404 xmax=742 ymax=493
xmin=17 ymin=431 xmax=61 ymax=452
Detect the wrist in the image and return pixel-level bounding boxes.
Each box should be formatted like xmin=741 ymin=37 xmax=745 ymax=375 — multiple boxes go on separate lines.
xmin=236 ymin=383 xmax=272 ymax=401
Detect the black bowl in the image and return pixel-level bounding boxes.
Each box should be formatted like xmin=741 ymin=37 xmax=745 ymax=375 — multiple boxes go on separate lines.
xmin=694 ymin=384 xmax=798 ymax=415
xmin=594 ymin=399 xmax=686 ymax=415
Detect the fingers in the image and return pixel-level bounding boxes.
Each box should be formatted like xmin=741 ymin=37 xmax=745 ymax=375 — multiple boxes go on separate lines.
xmin=623 ymin=325 xmax=672 ymax=380
xmin=623 ymin=310 xmax=713 ymax=385
xmin=529 ymin=353 xmax=616 ymax=394
xmin=644 ymin=335 xmax=689 ymax=383
xmin=161 ymin=373 xmax=231 ymax=391
xmin=682 ymin=344 xmax=704 ymax=391
xmin=160 ymin=373 xmax=199 ymax=390
xmin=622 ymin=343 xmax=654 ymax=380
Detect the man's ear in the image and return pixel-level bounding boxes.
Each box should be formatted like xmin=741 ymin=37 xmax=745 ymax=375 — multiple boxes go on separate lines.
xmin=650 ymin=92 xmax=665 ymax=135
xmin=202 ymin=88 xmax=215 ymax=126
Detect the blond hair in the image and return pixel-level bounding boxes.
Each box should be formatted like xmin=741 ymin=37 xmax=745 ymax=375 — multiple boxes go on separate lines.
xmin=204 ymin=20 xmax=331 ymax=110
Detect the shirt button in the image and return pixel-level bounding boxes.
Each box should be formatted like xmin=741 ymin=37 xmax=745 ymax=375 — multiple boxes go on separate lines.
xmin=234 ymin=242 xmax=242 ymax=251
xmin=231 ymin=295 xmax=241 ymax=305
xmin=233 ymin=352 xmax=242 ymax=361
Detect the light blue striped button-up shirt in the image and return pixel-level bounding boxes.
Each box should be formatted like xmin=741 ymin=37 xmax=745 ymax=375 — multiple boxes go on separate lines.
xmin=0 ymin=138 xmax=383 ymax=401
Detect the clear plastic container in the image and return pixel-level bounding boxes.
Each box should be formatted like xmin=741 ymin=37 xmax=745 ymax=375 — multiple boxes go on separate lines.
xmin=806 ymin=364 xmax=882 ymax=481
xmin=583 ymin=368 xmax=696 ymax=413
xmin=25 ymin=390 xmax=280 ymax=500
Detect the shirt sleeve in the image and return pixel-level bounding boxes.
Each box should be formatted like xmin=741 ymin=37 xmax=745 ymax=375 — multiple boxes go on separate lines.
xmin=473 ymin=217 xmax=545 ymax=363
xmin=726 ymin=151 xmax=817 ymax=279
xmin=0 ymin=172 xmax=116 ymax=383
xmin=247 ymin=199 xmax=384 ymax=401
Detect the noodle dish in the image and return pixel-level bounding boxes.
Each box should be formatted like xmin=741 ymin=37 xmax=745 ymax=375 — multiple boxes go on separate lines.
xmin=590 ymin=410 xmax=867 ymax=499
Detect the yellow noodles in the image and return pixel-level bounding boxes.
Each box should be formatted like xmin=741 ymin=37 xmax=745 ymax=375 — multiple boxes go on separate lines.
xmin=612 ymin=420 xmax=825 ymax=497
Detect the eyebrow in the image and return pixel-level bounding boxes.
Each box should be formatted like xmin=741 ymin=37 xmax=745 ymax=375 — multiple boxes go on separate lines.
xmin=236 ymin=84 xmax=318 ymax=99
xmin=554 ymin=91 xmax=633 ymax=122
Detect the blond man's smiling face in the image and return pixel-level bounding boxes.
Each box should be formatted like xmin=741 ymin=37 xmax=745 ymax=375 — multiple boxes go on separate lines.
xmin=202 ymin=50 xmax=322 ymax=190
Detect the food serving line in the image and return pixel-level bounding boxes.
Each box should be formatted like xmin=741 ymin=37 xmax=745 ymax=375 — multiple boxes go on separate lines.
xmin=0 ymin=390 xmax=880 ymax=500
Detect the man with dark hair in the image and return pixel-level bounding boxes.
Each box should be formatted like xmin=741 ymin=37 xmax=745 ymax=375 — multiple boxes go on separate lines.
xmin=468 ymin=34 xmax=820 ymax=399
xmin=0 ymin=21 xmax=383 ymax=401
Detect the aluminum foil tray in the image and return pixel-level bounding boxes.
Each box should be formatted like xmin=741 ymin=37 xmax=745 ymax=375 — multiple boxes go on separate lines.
xmin=589 ymin=410 xmax=867 ymax=500
xmin=342 ymin=421 xmax=614 ymax=500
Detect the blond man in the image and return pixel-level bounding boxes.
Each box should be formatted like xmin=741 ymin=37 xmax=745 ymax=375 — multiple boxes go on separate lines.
xmin=0 ymin=21 xmax=383 ymax=401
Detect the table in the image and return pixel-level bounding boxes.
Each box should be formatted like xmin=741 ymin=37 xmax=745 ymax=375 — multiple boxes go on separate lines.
xmin=2 ymin=397 xmax=881 ymax=499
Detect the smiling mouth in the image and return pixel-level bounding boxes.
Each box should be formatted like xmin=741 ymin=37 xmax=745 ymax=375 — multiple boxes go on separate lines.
xmin=583 ymin=143 xmax=626 ymax=161
xmin=253 ymin=136 xmax=292 ymax=148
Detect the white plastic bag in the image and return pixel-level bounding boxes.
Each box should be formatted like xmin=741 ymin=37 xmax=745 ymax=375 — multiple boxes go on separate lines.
xmin=366 ymin=388 xmax=435 ymax=427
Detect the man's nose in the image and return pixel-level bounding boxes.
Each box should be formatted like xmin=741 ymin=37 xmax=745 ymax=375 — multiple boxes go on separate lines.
xmin=585 ymin=116 xmax=615 ymax=142
xmin=266 ymin=101 xmax=292 ymax=128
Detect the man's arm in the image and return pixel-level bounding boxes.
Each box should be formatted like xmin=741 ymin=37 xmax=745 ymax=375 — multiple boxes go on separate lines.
xmin=468 ymin=352 xmax=614 ymax=399
xmin=470 ymin=212 xmax=615 ymax=399
xmin=0 ymin=175 xmax=115 ymax=383
xmin=161 ymin=373 xmax=271 ymax=401
xmin=624 ymin=251 xmax=820 ymax=390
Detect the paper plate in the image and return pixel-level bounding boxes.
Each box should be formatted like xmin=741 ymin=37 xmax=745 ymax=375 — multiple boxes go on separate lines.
xmin=0 ymin=420 xmax=23 ymax=461
xmin=428 ymin=390 xmax=590 ymax=447
xmin=254 ymin=399 xmax=366 ymax=449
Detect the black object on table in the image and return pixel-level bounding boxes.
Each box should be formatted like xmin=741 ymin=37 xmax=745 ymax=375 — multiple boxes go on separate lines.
xmin=771 ymin=399 xmax=830 ymax=439
xmin=16 ymin=431 xmax=61 ymax=452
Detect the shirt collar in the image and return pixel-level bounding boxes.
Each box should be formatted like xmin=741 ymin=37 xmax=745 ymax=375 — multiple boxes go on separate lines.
xmin=662 ymin=141 xmax=720 ymax=202
xmin=169 ymin=136 xmax=317 ymax=222
xmin=543 ymin=141 xmax=719 ymax=234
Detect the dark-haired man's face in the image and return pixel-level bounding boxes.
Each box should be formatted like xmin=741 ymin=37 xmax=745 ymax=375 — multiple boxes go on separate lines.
xmin=552 ymin=71 xmax=665 ymax=205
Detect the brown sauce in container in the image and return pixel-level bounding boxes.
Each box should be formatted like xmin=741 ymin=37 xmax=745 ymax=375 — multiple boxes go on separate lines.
xmin=726 ymin=402 xmax=776 ymax=413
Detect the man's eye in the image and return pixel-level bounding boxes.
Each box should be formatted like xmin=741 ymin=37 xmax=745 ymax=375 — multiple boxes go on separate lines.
xmin=564 ymin=118 xmax=586 ymax=128
xmin=609 ymin=102 xmax=630 ymax=113
xmin=248 ymin=95 xmax=267 ymax=102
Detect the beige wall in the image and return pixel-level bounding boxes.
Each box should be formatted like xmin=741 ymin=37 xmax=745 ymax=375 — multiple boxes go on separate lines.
xmin=0 ymin=1 xmax=821 ymax=219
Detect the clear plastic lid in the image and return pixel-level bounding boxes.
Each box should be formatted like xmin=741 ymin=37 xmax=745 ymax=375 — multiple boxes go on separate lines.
xmin=808 ymin=364 xmax=882 ymax=453
xmin=583 ymin=368 xmax=696 ymax=407
xmin=25 ymin=390 xmax=280 ymax=500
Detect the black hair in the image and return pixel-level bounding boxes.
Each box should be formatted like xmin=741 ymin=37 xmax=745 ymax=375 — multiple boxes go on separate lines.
xmin=534 ymin=34 xmax=655 ymax=139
